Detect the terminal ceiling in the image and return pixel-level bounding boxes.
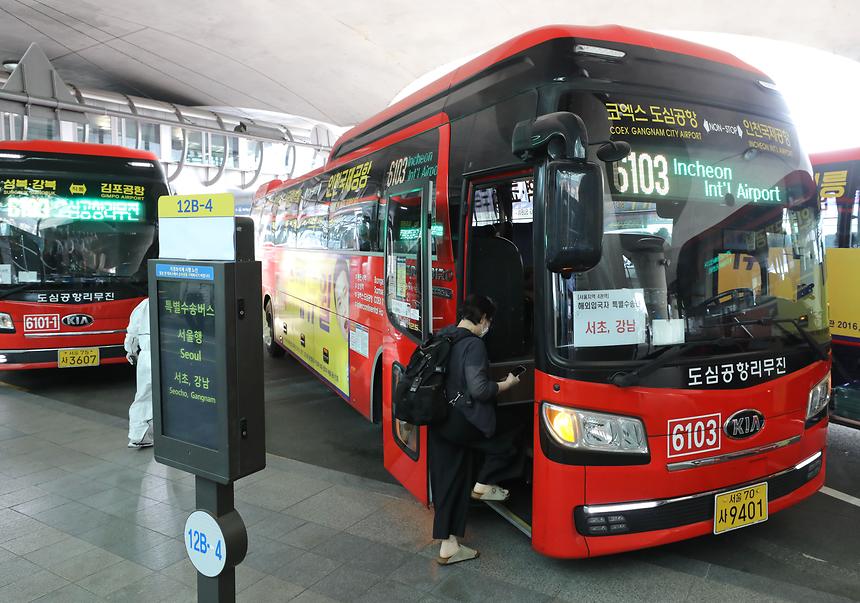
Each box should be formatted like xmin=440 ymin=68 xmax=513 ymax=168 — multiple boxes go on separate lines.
xmin=0 ymin=0 xmax=857 ymax=127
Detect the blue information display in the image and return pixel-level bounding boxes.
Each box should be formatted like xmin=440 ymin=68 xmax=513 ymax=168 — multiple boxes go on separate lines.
xmin=156 ymin=264 xmax=219 ymax=450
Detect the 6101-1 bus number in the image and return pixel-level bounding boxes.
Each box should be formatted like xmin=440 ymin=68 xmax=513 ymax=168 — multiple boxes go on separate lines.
xmin=176 ymin=198 xmax=214 ymax=214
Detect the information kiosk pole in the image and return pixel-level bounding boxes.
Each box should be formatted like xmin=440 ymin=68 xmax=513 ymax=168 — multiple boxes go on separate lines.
xmin=149 ymin=194 xmax=265 ymax=603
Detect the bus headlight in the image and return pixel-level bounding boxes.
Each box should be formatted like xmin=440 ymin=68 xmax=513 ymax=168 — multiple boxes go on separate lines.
xmin=807 ymin=373 xmax=831 ymax=419
xmin=542 ymin=402 xmax=649 ymax=454
xmin=0 ymin=313 xmax=14 ymax=333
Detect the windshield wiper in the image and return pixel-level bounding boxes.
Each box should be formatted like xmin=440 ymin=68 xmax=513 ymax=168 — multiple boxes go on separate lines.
xmin=609 ymin=335 xmax=754 ymax=388
xmin=737 ymin=317 xmax=828 ymax=362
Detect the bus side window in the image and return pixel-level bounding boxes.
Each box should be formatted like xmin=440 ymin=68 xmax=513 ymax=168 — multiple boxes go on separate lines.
xmin=297 ymin=198 xmax=329 ymax=249
xmin=272 ymin=193 xmax=288 ymax=246
xmin=386 ymin=191 xmax=424 ymax=339
xmin=328 ymin=199 xmax=379 ymax=252
xmin=262 ymin=194 xmax=277 ymax=244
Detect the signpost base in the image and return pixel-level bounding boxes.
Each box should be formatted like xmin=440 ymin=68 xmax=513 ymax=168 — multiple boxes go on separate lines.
xmin=195 ymin=477 xmax=247 ymax=603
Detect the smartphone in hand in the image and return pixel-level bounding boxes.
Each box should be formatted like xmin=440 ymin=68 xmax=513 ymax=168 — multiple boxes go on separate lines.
xmin=512 ymin=364 xmax=527 ymax=377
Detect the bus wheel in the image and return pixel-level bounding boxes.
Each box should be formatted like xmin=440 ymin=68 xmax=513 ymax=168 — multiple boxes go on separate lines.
xmin=264 ymin=300 xmax=284 ymax=358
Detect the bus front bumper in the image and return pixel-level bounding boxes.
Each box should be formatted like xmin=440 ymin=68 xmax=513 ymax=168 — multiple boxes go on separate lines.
xmin=576 ymin=448 xmax=825 ymax=558
xmin=0 ymin=344 xmax=127 ymax=370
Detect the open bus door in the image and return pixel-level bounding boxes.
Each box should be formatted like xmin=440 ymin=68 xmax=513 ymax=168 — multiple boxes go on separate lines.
xmin=381 ymin=180 xmax=434 ymax=503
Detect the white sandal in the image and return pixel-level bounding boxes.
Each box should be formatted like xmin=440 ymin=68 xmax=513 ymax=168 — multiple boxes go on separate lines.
xmin=471 ymin=486 xmax=509 ymax=501
xmin=436 ymin=545 xmax=480 ymax=565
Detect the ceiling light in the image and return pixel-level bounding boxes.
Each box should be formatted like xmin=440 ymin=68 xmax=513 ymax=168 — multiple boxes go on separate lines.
xmin=574 ymin=44 xmax=626 ymax=59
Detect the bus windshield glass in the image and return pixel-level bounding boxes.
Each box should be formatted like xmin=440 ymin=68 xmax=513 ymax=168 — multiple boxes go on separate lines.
xmin=0 ymin=155 xmax=163 ymax=286
xmin=552 ymin=93 xmax=826 ymax=364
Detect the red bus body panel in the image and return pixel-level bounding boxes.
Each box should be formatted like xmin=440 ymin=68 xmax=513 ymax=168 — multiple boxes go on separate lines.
xmin=532 ymin=362 xmax=829 ymax=558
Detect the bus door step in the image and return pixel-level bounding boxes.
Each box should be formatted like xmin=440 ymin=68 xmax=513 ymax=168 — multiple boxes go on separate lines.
xmin=482 ymin=500 xmax=532 ymax=538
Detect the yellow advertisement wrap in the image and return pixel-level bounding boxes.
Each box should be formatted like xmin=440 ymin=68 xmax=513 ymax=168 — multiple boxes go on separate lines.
xmin=826 ymin=247 xmax=860 ymax=341
xmin=716 ymin=250 xmax=800 ymax=301
xmin=276 ymin=252 xmax=350 ymax=396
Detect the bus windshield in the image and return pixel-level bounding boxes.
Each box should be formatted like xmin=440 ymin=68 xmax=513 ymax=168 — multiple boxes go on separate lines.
xmin=552 ymin=93 xmax=826 ymax=365
xmin=0 ymin=156 xmax=163 ymax=286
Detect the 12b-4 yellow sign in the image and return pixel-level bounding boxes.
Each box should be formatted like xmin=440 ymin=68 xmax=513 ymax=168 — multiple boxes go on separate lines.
xmin=158 ymin=193 xmax=235 ymax=218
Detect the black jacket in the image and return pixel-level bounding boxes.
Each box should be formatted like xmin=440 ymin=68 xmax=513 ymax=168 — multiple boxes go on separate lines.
xmin=441 ymin=325 xmax=498 ymax=437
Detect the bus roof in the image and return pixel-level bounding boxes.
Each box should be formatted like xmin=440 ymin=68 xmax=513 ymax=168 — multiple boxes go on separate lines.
xmin=0 ymin=140 xmax=160 ymax=162
xmin=330 ymin=24 xmax=766 ymax=160
xmin=810 ymin=149 xmax=860 ymax=165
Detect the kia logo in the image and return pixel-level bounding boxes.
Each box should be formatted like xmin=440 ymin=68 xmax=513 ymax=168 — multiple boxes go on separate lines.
xmin=62 ymin=314 xmax=94 ymax=328
xmin=724 ymin=409 xmax=765 ymax=440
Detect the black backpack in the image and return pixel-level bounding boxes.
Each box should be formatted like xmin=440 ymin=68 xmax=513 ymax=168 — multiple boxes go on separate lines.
xmin=393 ymin=331 xmax=473 ymax=426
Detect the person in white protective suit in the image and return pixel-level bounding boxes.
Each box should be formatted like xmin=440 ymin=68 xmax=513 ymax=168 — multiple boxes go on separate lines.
xmin=125 ymin=298 xmax=153 ymax=448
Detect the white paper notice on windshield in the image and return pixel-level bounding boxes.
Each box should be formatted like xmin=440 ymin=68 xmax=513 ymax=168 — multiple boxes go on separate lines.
xmin=0 ymin=265 xmax=10 ymax=285
xmin=573 ymin=288 xmax=647 ymax=348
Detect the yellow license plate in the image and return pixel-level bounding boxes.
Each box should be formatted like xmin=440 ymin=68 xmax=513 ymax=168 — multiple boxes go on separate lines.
xmin=57 ymin=348 xmax=100 ymax=368
xmin=714 ymin=482 xmax=768 ymax=534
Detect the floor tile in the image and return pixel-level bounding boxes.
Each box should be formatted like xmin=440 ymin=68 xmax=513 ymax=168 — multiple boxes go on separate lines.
xmin=310 ymin=564 xmax=381 ymax=601
xmin=35 ymin=582 xmax=108 ymax=603
xmin=243 ymin=536 xmax=305 ymax=575
xmin=75 ymin=559 xmax=152 ymax=597
xmin=103 ymin=571 xmax=194 ymax=602
xmin=355 ymin=579 xmax=426 ymax=602
xmin=432 ymin=566 xmax=551 ymax=602
xmin=313 ymin=532 xmax=411 ymax=577
xmin=272 ymin=520 xmax=335 ymax=550
xmin=24 ymin=536 xmax=96 ymax=569
xmin=237 ymin=574 xmax=305 ymax=602
xmin=0 ymin=556 xmax=41 ymax=588
xmin=0 ymin=524 xmax=68 ymax=556
xmin=286 ymin=485 xmax=390 ymax=530
xmin=51 ymin=547 xmax=124 ymax=581
xmin=0 ymin=568 xmax=67 ymax=601
xmin=271 ymin=551 xmax=342 ymax=588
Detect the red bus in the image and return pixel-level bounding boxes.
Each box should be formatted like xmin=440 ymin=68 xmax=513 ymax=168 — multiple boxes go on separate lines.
xmin=811 ymin=149 xmax=860 ymax=427
xmin=252 ymin=25 xmax=830 ymax=558
xmin=0 ymin=141 xmax=167 ymax=369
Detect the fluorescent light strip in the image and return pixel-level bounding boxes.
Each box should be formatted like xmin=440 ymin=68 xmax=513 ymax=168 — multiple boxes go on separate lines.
xmin=574 ymin=44 xmax=626 ymax=59
xmin=583 ymin=500 xmax=659 ymax=514
xmin=794 ymin=450 xmax=823 ymax=470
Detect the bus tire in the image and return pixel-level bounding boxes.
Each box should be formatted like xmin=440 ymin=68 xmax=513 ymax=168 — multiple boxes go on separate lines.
xmin=264 ymin=300 xmax=285 ymax=358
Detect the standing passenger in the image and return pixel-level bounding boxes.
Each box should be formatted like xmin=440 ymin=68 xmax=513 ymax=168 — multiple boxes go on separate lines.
xmin=429 ymin=294 xmax=523 ymax=565
xmin=125 ymin=298 xmax=153 ymax=448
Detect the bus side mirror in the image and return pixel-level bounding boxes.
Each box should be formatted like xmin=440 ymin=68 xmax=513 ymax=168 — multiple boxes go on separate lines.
xmin=545 ymin=161 xmax=604 ymax=274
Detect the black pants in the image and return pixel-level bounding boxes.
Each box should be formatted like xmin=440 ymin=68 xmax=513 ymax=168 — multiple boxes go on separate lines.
xmin=429 ymin=407 xmax=523 ymax=540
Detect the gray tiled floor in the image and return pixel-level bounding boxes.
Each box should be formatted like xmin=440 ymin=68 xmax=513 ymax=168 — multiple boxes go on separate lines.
xmin=0 ymin=385 xmax=856 ymax=602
